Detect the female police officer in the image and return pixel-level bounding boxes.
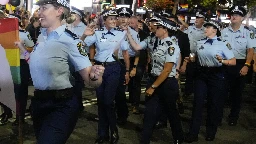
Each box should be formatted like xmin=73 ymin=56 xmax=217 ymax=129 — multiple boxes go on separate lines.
xmin=15 ymin=0 xmax=105 ymax=143
xmin=185 ymin=21 xmax=236 ymax=143
xmin=127 ymin=15 xmax=184 ymax=144
xmin=82 ymin=9 xmax=130 ymax=144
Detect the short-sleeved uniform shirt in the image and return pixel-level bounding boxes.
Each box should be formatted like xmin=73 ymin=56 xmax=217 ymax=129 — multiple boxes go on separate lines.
xmin=184 ymin=25 xmax=205 ymax=53
xmin=143 ymin=36 xmax=180 ymax=77
xmin=19 ymin=30 xmax=34 ymax=59
xmin=221 ymin=25 xmax=256 ymax=59
xmin=30 ymin=25 xmax=91 ymax=90
xmin=196 ymin=36 xmax=235 ymax=67
xmin=139 ymin=33 xmax=158 ymax=58
xmin=84 ymin=27 xmax=129 ymax=62
xmin=118 ymin=26 xmax=140 ymax=59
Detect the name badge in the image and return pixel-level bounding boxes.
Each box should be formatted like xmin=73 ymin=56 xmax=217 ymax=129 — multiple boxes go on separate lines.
xmin=100 ymin=38 xmax=107 ymax=42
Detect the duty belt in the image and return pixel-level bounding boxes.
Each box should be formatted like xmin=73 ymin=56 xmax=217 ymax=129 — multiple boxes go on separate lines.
xmin=34 ymin=88 xmax=73 ymax=100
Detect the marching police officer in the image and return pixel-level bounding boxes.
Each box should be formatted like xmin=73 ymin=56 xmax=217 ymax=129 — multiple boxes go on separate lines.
xmin=15 ymin=0 xmax=105 ymax=143
xmin=69 ymin=6 xmax=88 ymax=112
xmin=127 ymin=15 xmax=184 ymax=144
xmin=9 ymin=14 xmax=35 ymax=125
xmin=185 ymin=20 xmax=236 ymax=143
xmin=221 ymin=6 xmax=255 ymax=126
xmin=183 ymin=11 xmax=206 ymax=97
xmin=115 ymin=7 xmax=140 ymax=125
xmin=82 ymin=9 xmax=130 ymax=144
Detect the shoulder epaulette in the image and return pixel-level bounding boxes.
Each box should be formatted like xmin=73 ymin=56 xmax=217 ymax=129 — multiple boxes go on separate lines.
xmin=65 ymin=28 xmax=79 ymax=40
xmin=114 ymin=27 xmax=124 ymax=32
xmin=95 ymin=28 xmax=104 ymax=31
xmin=217 ymin=38 xmax=222 ymax=41
xmin=199 ymin=37 xmax=207 ymax=41
xmin=19 ymin=30 xmax=26 ymax=32
xmin=165 ymin=41 xmax=173 ymax=46
xmin=244 ymin=25 xmax=249 ymax=30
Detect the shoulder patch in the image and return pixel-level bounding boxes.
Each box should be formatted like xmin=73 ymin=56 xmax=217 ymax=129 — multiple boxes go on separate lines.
xmin=226 ymin=43 xmax=232 ymax=50
xmin=65 ymin=29 xmax=79 ymax=40
xmin=166 ymin=41 xmax=173 ymax=46
xmin=77 ymin=42 xmax=87 ymax=56
xmin=27 ymin=34 xmax=32 ymax=41
xmin=250 ymin=32 xmax=255 ymax=39
xmin=168 ymin=47 xmax=175 ymax=56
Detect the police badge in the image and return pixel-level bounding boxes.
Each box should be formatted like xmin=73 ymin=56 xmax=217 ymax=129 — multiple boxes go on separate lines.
xmin=168 ymin=47 xmax=175 ymax=56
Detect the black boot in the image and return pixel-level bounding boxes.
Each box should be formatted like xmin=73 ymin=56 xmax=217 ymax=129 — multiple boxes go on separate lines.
xmin=110 ymin=128 xmax=119 ymax=144
xmin=0 ymin=113 xmax=12 ymax=125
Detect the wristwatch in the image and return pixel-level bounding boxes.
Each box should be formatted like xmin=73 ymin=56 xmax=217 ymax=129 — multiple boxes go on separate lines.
xmin=151 ymin=85 xmax=157 ymax=89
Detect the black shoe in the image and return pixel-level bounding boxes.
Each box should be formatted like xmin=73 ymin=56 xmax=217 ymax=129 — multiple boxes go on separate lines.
xmin=177 ymin=102 xmax=184 ymax=114
xmin=184 ymin=134 xmax=198 ymax=143
xmin=173 ymin=139 xmax=183 ymax=144
xmin=110 ymin=129 xmax=119 ymax=144
xmin=95 ymin=136 xmax=109 ymax=144
xmin=0 ymin=113 xmax=12 ymax=125
xmin=205 ymin=135 xmax=215 ymax=141
xmin=228 ymin=119 xmax=237 ymax=126
xmin=117 ymin=117 xmax=127 ymax=126
xmin=155 ymin=121 xmax=167 ymax=129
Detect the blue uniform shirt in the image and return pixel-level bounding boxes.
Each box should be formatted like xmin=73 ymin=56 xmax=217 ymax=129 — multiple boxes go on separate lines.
xmin=118 ymin=26 xmax=140 ymax=59
xmin=69 ymin=22 xmax=87 ymax=38
xmin=150 ymin=36 xmax=180 ymax=77
xmin=19 ymin=30 xmax=34 ymax=59
xmin=84 ymin=27 xmax=129 ymax=62
xmin=139 ymin=33 xmax=158 ymax=58
xmin=184 ymin=25 xmax=205 ymax=53
xmin=196 ymin=36 xmax=235 ymax=67
xmin=30 ymin=25 xmax=91 ymax=90
xmin=221 ymin=25 xmax=256 ymax=59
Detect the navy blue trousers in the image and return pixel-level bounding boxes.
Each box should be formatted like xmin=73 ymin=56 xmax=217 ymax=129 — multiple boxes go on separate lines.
xmin=141 ymin=77 xmax=183 ymax=143
xmin=189 ymin=67 xmax=227 ymax=137
xmin=226 ymin=60 xmax=246 ymax=120
xmin=31 ymin=95 xmax=79 ymax=144
xmin=96 ymin=63 xmax=120 ymax=137
xmin=115 ymin=61 xmax=129 ymax=119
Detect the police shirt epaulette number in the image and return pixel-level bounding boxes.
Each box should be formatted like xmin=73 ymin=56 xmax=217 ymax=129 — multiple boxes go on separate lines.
xmin=65 ymin=28 xmax=79 ymax=40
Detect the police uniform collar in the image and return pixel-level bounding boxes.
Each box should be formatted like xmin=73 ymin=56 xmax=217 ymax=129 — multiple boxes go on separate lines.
xmin=42 ymin=25 xmax=66 ymax=37
xmin=193 ymin=25 xmax=204 ymax=31
xmin=206 ymin=36 xmax=217 ymax=40
xmin=228 ymin=24 xmax=243 ymax=32
xmin=103 ymin=27 xmax=115 ymax=33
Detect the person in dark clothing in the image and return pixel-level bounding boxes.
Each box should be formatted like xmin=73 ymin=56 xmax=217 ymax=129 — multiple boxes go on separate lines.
xmin=26 ymin=17 xmax=41 ymax=44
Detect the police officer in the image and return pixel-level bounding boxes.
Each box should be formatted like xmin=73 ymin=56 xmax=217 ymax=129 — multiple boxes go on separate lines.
xmin=82 ymin=9 xmax=129 ymax=144
xmin=9 ymin=14 xmax=35 ymax=125
xmin=183 ymin=11 xmax=206 ymax=97
xmin=15 ymin=0 xmax=105 ymax=143
xmin=127 ymin=15 xmax=184 ymax=144
xmin=185 ymin=20 xmax=236 ymax=143
xmin=69 ymin=6 xmax=87 ymax=112
xmin=115 ymin=7 xmax=140 ymax=125
xmin=221 ymin=6 xmax=255 ymax=126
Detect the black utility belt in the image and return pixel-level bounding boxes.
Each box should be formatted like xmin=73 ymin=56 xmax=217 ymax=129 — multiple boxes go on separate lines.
xmin=198 ymin=66 xmax=225 ymax=72
xmin=94 ymin=60 xmax=118 ymax=66
xmin=34 ymin=88 xmax=73 ymax=100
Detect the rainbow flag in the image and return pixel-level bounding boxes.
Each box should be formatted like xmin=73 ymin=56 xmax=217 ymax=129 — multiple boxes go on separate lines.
xmin=179 ymin=4 xmax=189 ymax=12
xmin=0 ymin=18 xmax=20 ymax=84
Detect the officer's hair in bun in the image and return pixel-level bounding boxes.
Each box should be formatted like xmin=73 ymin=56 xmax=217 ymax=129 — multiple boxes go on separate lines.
xmin=52 ymin=3 xmax=70 ymax=21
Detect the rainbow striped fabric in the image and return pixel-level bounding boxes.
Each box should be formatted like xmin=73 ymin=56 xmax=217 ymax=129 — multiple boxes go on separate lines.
xmin=0 ymin=18 xmax=20 ymax=84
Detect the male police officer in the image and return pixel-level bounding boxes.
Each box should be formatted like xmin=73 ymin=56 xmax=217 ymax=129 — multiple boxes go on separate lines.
xmin=115 ymin=7 xmax=140 ymax=125
xmin=183 ymin=11 xmax=206 ymax=97
xmin=221 ymin=6 xmax=255 ymax=126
